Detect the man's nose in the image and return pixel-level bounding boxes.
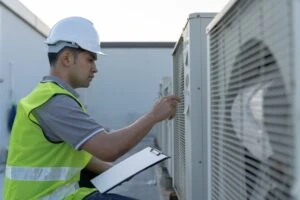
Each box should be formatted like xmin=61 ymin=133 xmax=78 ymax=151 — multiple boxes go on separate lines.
xmin=92 ymin=64 xmax=98 ymax=73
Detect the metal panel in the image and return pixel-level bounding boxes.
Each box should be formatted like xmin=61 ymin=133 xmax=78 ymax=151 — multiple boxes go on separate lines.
xmin=292 ymin=0 xmax=300 ymax=198
xmin=207 ymin=0 xmax=297 ymax=199
xmin=172 ymin=13 xmax=216 ymax=200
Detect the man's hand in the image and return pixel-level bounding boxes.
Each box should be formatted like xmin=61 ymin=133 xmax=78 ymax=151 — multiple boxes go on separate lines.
xmin=149 ymin=95 xmax=180 ymax=123
xmin=86 ymin=156 xmax=113 ymax=174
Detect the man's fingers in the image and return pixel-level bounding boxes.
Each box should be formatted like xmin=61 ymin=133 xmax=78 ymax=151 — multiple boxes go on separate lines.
xmin=172 ymin=99 xmax=179 ymax=106
xmin=154 ymin=95 xmax=180 ymax=121
xmin=168 ymin=100 xmax=178 ymax=120
xmin=168 ymin=111 xmax=176 ymax=120
xmin=165 ymin=95 xmax=181 ymax=102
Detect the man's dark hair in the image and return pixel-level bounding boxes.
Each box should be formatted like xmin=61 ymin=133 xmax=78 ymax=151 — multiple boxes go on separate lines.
xmin=48 ymin=47 xmax=83 ymax=67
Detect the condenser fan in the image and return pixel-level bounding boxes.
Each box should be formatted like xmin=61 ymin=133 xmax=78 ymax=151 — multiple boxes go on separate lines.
xmin=226 ymin=38 xmax=292 ymax=199
xmin=231 ymin=81 xmax=273 ymax=161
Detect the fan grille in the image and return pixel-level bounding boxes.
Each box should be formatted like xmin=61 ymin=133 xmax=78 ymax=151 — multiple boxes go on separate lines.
xmin=209 ymin=0 xmax=294 ymax=199
xmin=173 ymin=36 xmax=186 ymax=199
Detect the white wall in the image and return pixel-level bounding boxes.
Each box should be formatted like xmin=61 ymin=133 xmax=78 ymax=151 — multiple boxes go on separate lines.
xmin=0 ymin=3 xmax=49 ymax=152
xmin=85 ymin=43 xmax=175 ymax=131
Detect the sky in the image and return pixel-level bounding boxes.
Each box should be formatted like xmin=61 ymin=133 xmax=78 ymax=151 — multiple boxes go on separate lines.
xmin=19 ymin=0 xmax=230 ymax=42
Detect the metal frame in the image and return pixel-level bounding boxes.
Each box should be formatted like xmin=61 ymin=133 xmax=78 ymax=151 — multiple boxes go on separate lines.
xmin=172 ymin=12 xmax=216 ymax=200
xmin=292 ymin=0 xmax=300 ymax=199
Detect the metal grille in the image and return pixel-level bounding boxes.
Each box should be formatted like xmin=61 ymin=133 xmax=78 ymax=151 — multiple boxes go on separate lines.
xmin=173 ymin=36 xmax=186 ymax=199
xmin=208 ymin=0 xmax=294 ymax=199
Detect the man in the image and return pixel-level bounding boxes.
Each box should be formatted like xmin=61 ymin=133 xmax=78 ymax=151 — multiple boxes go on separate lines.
xmin=3 ymin=16 xmax=179 ymax=200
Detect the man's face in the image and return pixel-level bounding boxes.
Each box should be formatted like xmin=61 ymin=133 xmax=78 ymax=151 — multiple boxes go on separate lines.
xmin=69 ymin=50 xmax=98 ymax=88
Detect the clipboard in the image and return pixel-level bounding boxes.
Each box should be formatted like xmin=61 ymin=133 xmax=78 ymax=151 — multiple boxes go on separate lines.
xmin=91 ymin=146 xmax=169 ymax=193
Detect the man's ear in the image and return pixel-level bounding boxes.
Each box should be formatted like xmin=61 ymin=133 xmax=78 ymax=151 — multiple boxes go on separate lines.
xmin=60 ymin=49 xmax=74 ymax=67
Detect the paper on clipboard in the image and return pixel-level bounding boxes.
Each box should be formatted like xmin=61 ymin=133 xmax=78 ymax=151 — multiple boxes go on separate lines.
xmin=91 ymin=146 xmax=169 ymax=193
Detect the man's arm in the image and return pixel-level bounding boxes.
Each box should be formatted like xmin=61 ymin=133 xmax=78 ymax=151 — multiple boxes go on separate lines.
xmin=81 ymin=95 xmax=180 ymax=162
xmin=85 ymin=156 xmax=113 ymax=174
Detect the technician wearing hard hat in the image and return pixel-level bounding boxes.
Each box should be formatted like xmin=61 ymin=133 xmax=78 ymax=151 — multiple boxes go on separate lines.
xmin=3 ymin=17 xmax=179 ymax=200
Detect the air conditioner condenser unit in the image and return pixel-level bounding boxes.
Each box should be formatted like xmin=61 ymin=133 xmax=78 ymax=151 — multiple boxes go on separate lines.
xmin=207 ymin=0 xmax=300 ymax=199
xmin=172 ymin=12 xmax=216 ymax=200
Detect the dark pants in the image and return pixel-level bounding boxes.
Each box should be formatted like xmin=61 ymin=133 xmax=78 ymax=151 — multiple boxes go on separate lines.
xmin=84 ymin=192 xmax=138 ymax=200
xmin=79 ymin=169 xmax=98 ymax=188
xmin=80 ymin=169 xmax=138 ymax=200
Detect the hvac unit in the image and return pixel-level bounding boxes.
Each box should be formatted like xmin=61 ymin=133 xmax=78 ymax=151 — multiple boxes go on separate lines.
xmin=157 ymin=76 xmax=174 ymax=176
xmin=207 ymin=0 xmax=300 ymax=199
xmin=172 ymin=13 xmax=215 ymax=200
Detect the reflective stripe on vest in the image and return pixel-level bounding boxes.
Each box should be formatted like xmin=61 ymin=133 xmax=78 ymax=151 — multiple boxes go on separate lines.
xmin=5 ymin=166 xmax=81 ymax=181
xmin=40 ymin=182 xmax=79 ymax=200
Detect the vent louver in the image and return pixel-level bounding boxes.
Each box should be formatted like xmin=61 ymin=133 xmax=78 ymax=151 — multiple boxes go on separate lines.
xmin=208 ymin=0 xmax=295 ymax=199
xmin=173 ymin=36 xmax=187 ymax=199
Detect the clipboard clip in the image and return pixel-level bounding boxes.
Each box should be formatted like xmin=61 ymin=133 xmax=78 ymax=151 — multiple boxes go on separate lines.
xmin=150 ymin=147 xmax=162 ymax=156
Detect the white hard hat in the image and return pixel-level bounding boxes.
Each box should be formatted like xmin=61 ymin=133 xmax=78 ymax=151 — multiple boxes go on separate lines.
xmin=45 ymin=16 xmax=105 ymax=55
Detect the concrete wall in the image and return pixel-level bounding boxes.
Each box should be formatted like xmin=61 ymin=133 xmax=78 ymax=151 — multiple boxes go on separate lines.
xmin=0 ymin=1 xmax=49 ymax=153
xmin=84 ymin=42 xmax=175 ymax=131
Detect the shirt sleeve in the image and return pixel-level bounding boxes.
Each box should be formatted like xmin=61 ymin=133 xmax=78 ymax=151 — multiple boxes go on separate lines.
xmin=33 ymin=94 xmax=105 ymax=150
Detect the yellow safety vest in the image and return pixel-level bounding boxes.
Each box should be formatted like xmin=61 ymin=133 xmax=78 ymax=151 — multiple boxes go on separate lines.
xmin=4 ymin=82 xmax=96 ymax=200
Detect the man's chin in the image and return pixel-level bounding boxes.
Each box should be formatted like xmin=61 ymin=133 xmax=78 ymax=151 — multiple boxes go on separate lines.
xmin=79 ymin=83 xmax=90 ymax=88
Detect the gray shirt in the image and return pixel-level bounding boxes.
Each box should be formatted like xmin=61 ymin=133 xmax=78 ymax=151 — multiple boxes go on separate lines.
xmin=32 ymin=76 xmax=105 ymax=150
